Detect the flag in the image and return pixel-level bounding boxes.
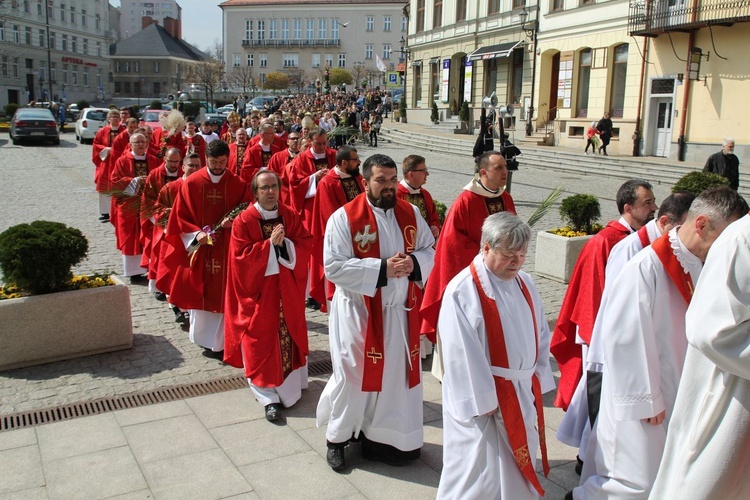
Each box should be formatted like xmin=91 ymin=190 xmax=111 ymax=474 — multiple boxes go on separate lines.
xmin=375 ymin=54 xmax=387 ymax=73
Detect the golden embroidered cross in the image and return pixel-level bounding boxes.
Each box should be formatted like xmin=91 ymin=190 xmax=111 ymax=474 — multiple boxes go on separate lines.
xmin=206 ymin=259 xmax=222 ymax=274
xmin=366 ymin=348 xmax=383 ymax=364
xmin=206 ymin=189 xmax=222 ymax=204
xmin=410 ymin=344 xmax=420 ymax=362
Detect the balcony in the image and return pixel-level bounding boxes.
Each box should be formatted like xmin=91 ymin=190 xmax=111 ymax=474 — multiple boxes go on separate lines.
xmin=240 ymin=39 xmax=340 ymax=48
xmin=629 ymin=0 xmax=750 ymax=37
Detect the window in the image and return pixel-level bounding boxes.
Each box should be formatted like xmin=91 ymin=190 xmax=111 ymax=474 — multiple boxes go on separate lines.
xmin=38 ymin=29 xmax=44 ymax=47
xmin=13 ymin=25 xmax=19 ymax=43
xmin=610 ymin=44 xmax=629 ymax=118
xmin=83 ymin=38 xmax=88 ymax=55
xmin=62 ymin=63 xmax=68 ymax=84
xmin=49 ymin=32 xmax=55 ymax=49
xmin=312 ymin=53 xmax=320 ymax=68
xmin=114 ymin=62 xmax=120 ymax=72
xmin=283 ymin=53 xmax=298 ymax=67
xmin=512 ymin=0 xmax=524 ymax=8
xmin=96 ymin=41 xmax=101 ymax=57
xmin=39 ymin=65 xmax=45 ymax=83
xmin=83 ymin=68 xmax=88 ymax=86
xmin=576 ymin=48 xmax=592 ymax=117
xmin=260 ymin=73 xmax=266 ymax=87
xmin=97 ymin=69 xmax=102 ymax=89
xmin=365 ymin=44 xmax=373 ymax=60
xmin=269 ymin=18 xmax=276 ymax=39
xmin=59 ymin=4 xmax=64 ymax=22
xmin=247 ymin=53 xmax=254 ymax=66
xmin=293 ymin=19 xmax=301 ymax=39
xmin=488 ymin=0 xmax=500 ymax=14
xmin=552 ymin=0 xmax=564 ymax=10
xmin=331 ymin=19 xmax=338 ymax=40
xmin=0 ymin=22 xmax=4 ymax=42
xmin=133 ymin=80 xmax=140 ymax=95
xmin=36 ymin=0 xmax=41 ymax=16
xmin=401 ymin=15 xmax=407 ymax=32
xmin=511 ymin=49 xmax=523 ymax=103
xmin=70 ymin=5 xmax=75 ymax=24
xmin=12 ymin=57 xmax=19 ymax=78
xmin=95 ymin=14 xmax=100 ymax=30
xmin=383 ymin=44 xmax=392 ymax=59
xmin=233 ymin=53 xmax=241 ymax=66
xmin=433 ymin=0 xmax=442 ymax=29
xmin=281 ymin=19 xmax=289 ymax=40
xmin=25 ymin=26 xmax=31 ymax=45
xmin=153 ymin=61 xmax=160 ymax=73
xmin=384 ymin=16 xmax=391 ymax=31
xmin=71 ymin=36 xmax=77 ymax=53
xmin=318 ymin=18 xmax=326 ymax=39
xmin=257 ymin=20 xmax=265 ymax=40
xmin=417 ymin=0 xmax=425 ymax=32
xmin=123 ymin=82 xmax=130 ymax=94
xmin=324 ymin=53 xmax=333 ymax=67
xmin=306 ymin=19 xmax=314 ymax=39
xmin=0 ymin=56 xmax=7 ymax=78
xmin=23 ymin=0 xmax=29 ymax=13
xmin=81 ymin=9 xmax=86 ymax=27
xmin=134 ymin=61 xmax=139 ymax=72
xmin=153 ymin=82 xmax=160 ymax=95
xmin=366 ymin=16 xmax=374 ymax=31
xmin=260 ymin=53 xmax=267 ymax=67
xmin=125 ymin=61 xmax=130 ymax=73
xmin=456 ymin=0 xmax=467 ymax=22
xmin=338 ymin=53 xmax=346 ymax=68
xmin=50 ymin=62 xmax=56 ymax=82
xmin=61 ymin=34 xmax=67 ymax=51
xmin=245 ymin=20 xmax=253 ymax=41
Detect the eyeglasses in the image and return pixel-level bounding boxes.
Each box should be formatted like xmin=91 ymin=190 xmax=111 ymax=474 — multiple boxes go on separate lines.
xmin=348 ymin=156 xmax=360 ymax=162
xmin=257 ymin=185 xmax=280 ymax=192
xmin=411 ymin=169 xmax=428 ymax=173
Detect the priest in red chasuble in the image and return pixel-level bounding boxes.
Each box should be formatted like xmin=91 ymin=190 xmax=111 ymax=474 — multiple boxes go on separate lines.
xmin=140 ymin=147 xmax=183 ymax=299
xmin=266 ymin=131 xmax=302 ymax=206
xmin=437 ymin=212 xmax=555 ymax=499
xmin=309 ymin=145 xmax=365 ymax=311
xmin=224 ymin=170 xmax=313 ymax=423
xmin=110 ymin=132 xmax=160 ymax=282
xmin=227 ymin=127 xmax=249 ymax=177
xmin=396 ymin=154 xmax=441 ymax=240
xmin=163 ymin=140 xmax=251 ymax=358
xmin=316 ymin=154 xmax=435 ymax=472
xmin=92 ymin=109 xmax=126 ymax=222
xmin=240 ymin=123 xmax=282 ymax=185
xmin=286 ymin=128 xmax=336 ymax=230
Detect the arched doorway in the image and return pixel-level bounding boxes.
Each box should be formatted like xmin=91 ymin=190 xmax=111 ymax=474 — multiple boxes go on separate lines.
xmin=449 ymin=52 xmax=467 ymax=113
xmin=538 ymin=50 xmax=561 ymax=125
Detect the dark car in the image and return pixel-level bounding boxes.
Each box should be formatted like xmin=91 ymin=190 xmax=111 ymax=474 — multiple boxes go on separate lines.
xmin=9 ymin=107 xmax=60 ymax=145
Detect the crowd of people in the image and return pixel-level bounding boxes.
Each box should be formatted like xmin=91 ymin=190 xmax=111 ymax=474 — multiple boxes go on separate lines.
xmin=88 ymin=102 xmax=749 ymax=499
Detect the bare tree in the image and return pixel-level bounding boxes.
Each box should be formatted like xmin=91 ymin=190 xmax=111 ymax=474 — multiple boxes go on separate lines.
xmin=365 ymin=66 xmax=384 ymax=89
xmin=193 ymin=59 xmax=224 ymax=111
xmin=207 ymin=38 xmax=224 ymax=62
xmin=351 ymin=65 xmax=366 ymax=89
xmin=230 ymin=66 xmax=254 ymax=95
xmin=284 ymin=68 xmax=307 ymax=94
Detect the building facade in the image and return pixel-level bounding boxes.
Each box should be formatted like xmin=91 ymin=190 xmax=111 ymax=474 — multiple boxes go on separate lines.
xmin=0 ymin=0 xmax=114 ymax=109
xmin=119 ymin=0 xmax=181 ymax=40
xmin=110 ymin=22 xmax=206 ymax=99
xmin=220 ymin=0 xmax=407 ymax=91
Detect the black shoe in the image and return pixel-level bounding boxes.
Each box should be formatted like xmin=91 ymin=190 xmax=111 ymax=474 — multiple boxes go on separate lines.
xmin=306 ymin=298 xmax=321 ymax=310
xmin=129 ymin=274 xmax=147 ymax=284
xmin=564 ymin=491 xmax=574 ymax=500
xmin=265 ymin=403 xmax=282 ymax=422
xmin=575 ymin=455 xmax=583 ymax=476
xmin=361 ymin=447 xmax=406 ymax=466
xmin=99 ymin=214 xmax=110 ymax=222
xmin=153 ymin=292 xmax=167 ymax=301
xmin=202 ymin=348 xmax=224 ymax=361
xmin=326 ymin=446 xmax=346 ymax=472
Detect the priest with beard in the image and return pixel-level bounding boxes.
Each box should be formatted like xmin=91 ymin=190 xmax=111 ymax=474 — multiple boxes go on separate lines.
xmin=224 ymin=170 xmax=313 ymax=423
xmin=110 ymin=132 xmax=160 ymax=283
xmin=163 ymin=140 xmax=251 ymax=358
xmin=308 ymin=145 xmax=365 ymax=311
xmin=316 ymin=154 xmax=435 ymax=472
xmin=228 ymin=127 xmax=249 ymax=176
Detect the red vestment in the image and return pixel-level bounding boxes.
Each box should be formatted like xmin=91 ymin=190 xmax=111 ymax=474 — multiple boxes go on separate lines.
xmin=224 ymin=203 xmax=313 ymax=386
xmin=162 ymin=168 xmax=250 ymax=312
xmin=309 ymin=169 xmax=365 ymax=308
xmin=220 ymin=130 xmax=235 ymax=144
xmin=150 ymin=128 xmax=187 ymax=159
xmin=550 ymin=220 xmax=631 ymax=410
xmin=140 ymin=165 xmax=182 ymax=276
xmin=240 ymin=143 xmax=282 ymax=185
xmin=92 ymin=125 xmax=125 ymax=192
xmin=287 ymin=148 xmax=337 ymax=230
xmin=396 ymin=183 xmax=441 ymax=230
xmin=266 ymin=149 xmax=296 ymax=206
xmin=249 ymin=134 xmax=286 ymax=150
xmin=153 ymin=179 xmax=184 ymax=294
xmin=110 ymin=153 xmax=160 ymax=255
xmin=228 ymin=142 xmax=249 ymax=176
xmin=420 ymin=187 xmax=516 ymax=341
xmin=184 ymin=134 xmax=207 ymax=165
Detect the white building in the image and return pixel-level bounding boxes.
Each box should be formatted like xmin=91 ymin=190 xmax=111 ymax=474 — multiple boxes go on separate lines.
xmin=0 ymin=0 xmax=114 ymax=108
xmin=119 ymin=0 xmax=181 ymax=40
xmin=220 ymin=0 xmax=407 ymax=91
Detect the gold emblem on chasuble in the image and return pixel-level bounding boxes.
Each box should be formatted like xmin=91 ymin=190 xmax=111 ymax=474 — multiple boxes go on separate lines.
xmin=354 ymin=225 xmax=377 ymax=253
xmin=340 ymin=177 xmax=362 ymax=202
xmin=485 ymin=196 xmax=506 ymax=215
xmin=206 ymin=259 xmax=222 ymax=275
xmin=403 ymin=225 xmax=417 ymax=253
xmin=134 ymin=160 xmax=149 ymax=178
xmin=513 ymin=445 xmax=531 ymax=469
xmin=313 ymin=158 xmax=329 ymax=171
xmin=262 ymin=151 xmax=273 ymax=167
xmin=407 ymin=194 xmax=428 ymax=221
xmin=206 ymin=189 xmax=223 ymax=205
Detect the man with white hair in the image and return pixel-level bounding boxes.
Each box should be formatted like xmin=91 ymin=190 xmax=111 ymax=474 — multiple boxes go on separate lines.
xmin=704 ymin=138 xmax=740 ymax=190
xmin=573 ymin=186 xmax=748 ymax=499
xmin=437 ymin=212 xmax=555 ymax=499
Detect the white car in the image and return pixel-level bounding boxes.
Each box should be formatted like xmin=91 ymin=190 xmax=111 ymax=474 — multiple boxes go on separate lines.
xmin=217 ymin=104 xmax=235 ymax=115
xmin=75 ymin=108 xmax=110 ymax=144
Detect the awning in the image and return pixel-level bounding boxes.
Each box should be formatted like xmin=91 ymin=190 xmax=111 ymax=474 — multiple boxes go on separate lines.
xmin=411 ymin=59 xmax=423 ymax=67
xmin=467 ymin=41 xmax=523 ymax=62
xmin=428 ymin=57 xmax=441 ymax=64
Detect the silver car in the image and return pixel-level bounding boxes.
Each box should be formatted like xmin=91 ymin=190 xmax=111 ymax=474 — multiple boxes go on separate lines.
xmin=9 ymin=107 xmax=60 ymax=146
xmin=75 ymin=107 xmax=109 ymax=144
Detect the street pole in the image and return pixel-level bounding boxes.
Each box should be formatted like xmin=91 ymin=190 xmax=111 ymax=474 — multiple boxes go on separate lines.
xmin=44 ymin=0 xmax=53 ymax=104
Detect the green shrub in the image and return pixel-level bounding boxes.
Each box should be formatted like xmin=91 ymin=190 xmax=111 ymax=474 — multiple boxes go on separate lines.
xmin=431 ymin=102 xmax=439 ymax=123
xmin=399 ymin=95 xmax=407 ymax=119
xmin=672 ymin=171 xmax=729 ymax=196
xmin=76 ymin=99 xmax=90 ymax=110
xmin=4 ymin=103 xmax=19 ymax=117
xmin=180 ymin=101 xmax=201 ymax=121
xmin=458 ymin=101 xmax=470 ymax=123
xmin=559 ymin=194 xmax=601 ymax=234
xmin=434 ymin=200 xmax=447 ymax=225
xmin=149 ymin=100 xmax=163 ymax=110
xmin=0 ymin=221 xmax=89 ymax=295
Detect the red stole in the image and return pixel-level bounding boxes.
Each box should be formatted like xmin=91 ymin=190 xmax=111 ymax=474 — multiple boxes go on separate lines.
xmin=651 ymin=233 xmax=694 ymax=305
xmin=469 ymin=262 xmax=549 ymax=496
xmin=343 ymin=194 xmax=421 ymax=392
xmin=637 ymin=225 xmax=650 ymax=249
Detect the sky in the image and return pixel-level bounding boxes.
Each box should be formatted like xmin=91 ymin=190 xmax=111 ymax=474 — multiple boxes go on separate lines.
xmin=111 ymin=0 xmax=224 ymax=52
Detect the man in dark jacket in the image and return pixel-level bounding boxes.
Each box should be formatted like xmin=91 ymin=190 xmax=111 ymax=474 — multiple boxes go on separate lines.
xmin=704 ymin=138 xmax=740 ymax=190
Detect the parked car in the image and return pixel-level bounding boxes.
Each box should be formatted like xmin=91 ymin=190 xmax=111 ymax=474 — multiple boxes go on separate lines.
xmin=139 ymin=109 xmax=164 ymax=131
xmin=66 ymin=103 xmax=81 ymax=121
xmin=217 ymin=104 xmax=235 ymax=115
xmin=9 ymin=107 xmax=60 ymax=146
xmin=75 ymin=107 xmax=109 ymax=144
xmin=203 ymin=113 xmax=227 ymax=128
xmin=247 ymin=96 xmax=275 ymax=112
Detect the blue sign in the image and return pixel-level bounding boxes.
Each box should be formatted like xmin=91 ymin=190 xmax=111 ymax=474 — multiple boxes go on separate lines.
xmin=388 ymin=73 xmax=398 ymax=84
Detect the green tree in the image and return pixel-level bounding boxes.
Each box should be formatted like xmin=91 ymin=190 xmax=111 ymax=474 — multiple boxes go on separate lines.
xmin=264 ymin=71 xmax=290 ymax=90
xmin=328 ymin=68 xmax=353 ymax=86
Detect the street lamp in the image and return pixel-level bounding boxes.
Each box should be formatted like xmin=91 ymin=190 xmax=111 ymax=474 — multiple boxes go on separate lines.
xmin=519 ymin=6 xmax=538 ymax=137
xmin=398 ymin=36 xmax=411 ymax=102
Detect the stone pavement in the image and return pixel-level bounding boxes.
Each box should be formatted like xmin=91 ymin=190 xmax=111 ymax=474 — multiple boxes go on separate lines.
xmin=0 ymin=129 xmax=677 ymax=498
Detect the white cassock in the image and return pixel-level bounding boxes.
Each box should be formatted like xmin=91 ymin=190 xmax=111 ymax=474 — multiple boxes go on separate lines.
xmin=576 ymin=228 xmax=702 ymax=499
xmin=437 ymin=254 xmax=555 ymax=500
xmin=650 ymin=215 xmax=750 ymax=500
xmin=558 ymin=220 xmax=661 ymax=453
xmin=316 ymin=201 xmax=435 ymax=450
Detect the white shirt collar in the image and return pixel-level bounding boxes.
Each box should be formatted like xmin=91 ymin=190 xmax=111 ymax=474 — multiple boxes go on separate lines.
xmin=334 ymin=166 xmax=350 ymax=178
xmin=131 ymin=152 xmax=147 ymax=160
xmin=207 ymin=170 xmax=225 ymax=183
xmin=254 ymin=202 xmax=278 ymax=218
xmin=399 ymin=179 xmax=421 ymax=194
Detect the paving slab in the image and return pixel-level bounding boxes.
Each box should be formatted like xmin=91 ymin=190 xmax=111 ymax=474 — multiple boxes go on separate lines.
xmin=36 ymin=413 xmax=127 ymax=462
xmin=186 ymin=390 xmax=260 ymax=429
xmin=0 ymin=486 xmax=49 ymax=500
xmin=0 ymin=427 xmax=36 ymax=452
xmin=122 ymin=414 xmax=218 ymax=464
xmin=113 ymin=400 xmax=193 ymax=428
xmin=209 ymin=418 xmax=312 ymax=467
xmin=0 ymin=445 xmax=45 ymax=495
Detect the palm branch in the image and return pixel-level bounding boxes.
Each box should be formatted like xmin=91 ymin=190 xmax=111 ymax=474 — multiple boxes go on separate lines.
xmin=527 ymin=185 xmax=565 ymax=228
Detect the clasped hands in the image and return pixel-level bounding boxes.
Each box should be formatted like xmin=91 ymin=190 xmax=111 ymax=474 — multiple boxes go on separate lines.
xmin=270 ymin=224 xmax=285 ymax=246
xmin=386 ymin=252 xmax=414 ymax=279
